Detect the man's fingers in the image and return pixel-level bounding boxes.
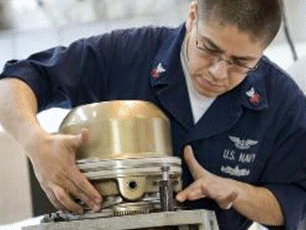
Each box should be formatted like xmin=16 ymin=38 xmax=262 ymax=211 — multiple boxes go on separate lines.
xmin=69 ymin=167 xmax=102 ymax=210
xmin=43 ymin=186 xmax=68 ymax=212
xmin=186 ymin=187 xmax=207 ymax=201
xmin=53 ymin=164 xmax=102 ymax=212
xmin=184 ymin=145 xmax=207 ymax=180
xmin=54 ymin=174 xmax=99 ymax=212
xmin=45 ymin=170 xmax=102 ymax=214
xmin=179 ymin=148 xmax=239 ymax=210
xmin=217 ymin=191 xmax=239 ymax=210
xmin=52 ymin=184 xmax=84 ymax=214
xmin=176 ymin=182 xmax=207 ymax=202
xmin=60 ymin=129 xmax=102 ymax=212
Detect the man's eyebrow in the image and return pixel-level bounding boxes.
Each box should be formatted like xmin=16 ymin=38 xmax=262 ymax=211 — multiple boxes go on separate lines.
xmin=201 ymin=36 xmax=223 ymax=52
xmin=231 ymin=54 xmax=257 ymax=61
xmin=201 ymin=36 xmax=258 ymax=61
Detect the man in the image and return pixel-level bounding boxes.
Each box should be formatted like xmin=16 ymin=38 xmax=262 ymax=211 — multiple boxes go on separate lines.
xmin=0 ymin=0 xmax=305 ymax=229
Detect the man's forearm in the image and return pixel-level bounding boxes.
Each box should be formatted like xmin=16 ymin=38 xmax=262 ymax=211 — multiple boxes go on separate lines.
xmin=0 ymin=78 xmax=103 ymax=213
xmin=0 ymin=78 xmax=46 ymax=148
xmin=231 ymin=179 xmax=284 ymax=226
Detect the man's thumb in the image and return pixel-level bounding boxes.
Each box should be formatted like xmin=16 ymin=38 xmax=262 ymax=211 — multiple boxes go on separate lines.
xmin=184 ymin=145 xmax=205 ymax=180
xmin=70 ymin=128 xmax=89 ymax=149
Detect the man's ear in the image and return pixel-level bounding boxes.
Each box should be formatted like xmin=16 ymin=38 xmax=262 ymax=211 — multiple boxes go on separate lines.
xmin=186 ymin=1 xmax=199 ymax=33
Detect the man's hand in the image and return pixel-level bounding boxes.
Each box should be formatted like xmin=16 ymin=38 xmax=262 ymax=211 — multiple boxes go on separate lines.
xmin=27 ymin=128 xmax=102 ymax=214
xmin=176 ymin=145 xmax=284 ymax=226
xmin=0 ymin=79 xmax=102 ymax=214
xmin=176 ymin=145 xmax=238 ymax=209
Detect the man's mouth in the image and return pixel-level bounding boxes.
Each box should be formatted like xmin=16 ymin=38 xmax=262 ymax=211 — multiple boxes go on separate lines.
xmin=194 ymin=75 xmax=225 ymax=90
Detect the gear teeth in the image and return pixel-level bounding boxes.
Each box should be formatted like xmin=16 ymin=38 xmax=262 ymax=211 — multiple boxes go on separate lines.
xmin=113 ymin=209 xmax=150 ymax=216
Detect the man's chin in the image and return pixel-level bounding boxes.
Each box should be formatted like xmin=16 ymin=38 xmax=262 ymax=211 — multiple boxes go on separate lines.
xmin=194 ymin=86 xmax=224 ymax=98
xmin=196 ymin=90 xmax=221 ymax=98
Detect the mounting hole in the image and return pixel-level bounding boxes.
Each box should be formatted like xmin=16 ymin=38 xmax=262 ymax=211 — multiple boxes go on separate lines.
xmin=129 ymin=180 xmax=137 ymax=190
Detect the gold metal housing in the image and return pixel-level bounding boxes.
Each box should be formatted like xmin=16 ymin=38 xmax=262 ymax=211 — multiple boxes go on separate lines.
xmin=58 ymin=100 xmax=181 ymax=203
xmin=59 ymin=100 xmax=172 ymax=160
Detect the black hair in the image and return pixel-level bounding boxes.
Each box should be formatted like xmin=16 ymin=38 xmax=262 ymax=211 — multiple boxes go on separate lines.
xmin=198 ymin=0 xmax=283 ymax=46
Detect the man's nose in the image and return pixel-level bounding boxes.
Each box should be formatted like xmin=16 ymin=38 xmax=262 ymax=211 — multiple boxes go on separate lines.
xmin=208 ymin=60 xmax=229 ymax=80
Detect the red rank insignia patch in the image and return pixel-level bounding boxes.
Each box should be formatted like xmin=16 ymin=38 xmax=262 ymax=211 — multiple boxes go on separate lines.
xmin=246 ymin=87 xmax=261 ymax=106
xmin=151 ymin=63 xmax=166 ymax=80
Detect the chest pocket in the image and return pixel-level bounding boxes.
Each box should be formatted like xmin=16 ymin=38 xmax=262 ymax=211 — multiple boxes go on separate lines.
xmin=192 ymin=134 xmax=267 ymax=183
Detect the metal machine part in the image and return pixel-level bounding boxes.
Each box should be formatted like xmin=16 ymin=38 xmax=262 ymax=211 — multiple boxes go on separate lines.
xmin=57 ymin=100 xmax=181 ymax=214
xmin=41 ymin=194 xmax=160 ymax=222
xmin=40 ymin=159 xmax=182 ymax=223
xmin=59 ymin=100 xmax=173 ymax=160
xmin=40 ymin=192 xmax=180 ymax=222
xmin=77 ymin=157 xmax=182 ymax=201
xmin=159 ymin=166 xmax=174 ymax=211
xmin=24 ymin=210 xmax=220 ymax=230
xmin=22 ymin=101 xmax=220 ymax=229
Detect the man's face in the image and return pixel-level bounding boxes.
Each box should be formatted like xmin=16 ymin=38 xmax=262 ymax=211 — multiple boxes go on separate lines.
xmin=185 ymin=19 xmax=265 ymax=98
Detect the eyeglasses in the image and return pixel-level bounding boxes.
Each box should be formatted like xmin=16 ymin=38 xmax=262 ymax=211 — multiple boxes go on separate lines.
xmin=194 ymin=27 xmax=261 ymax=75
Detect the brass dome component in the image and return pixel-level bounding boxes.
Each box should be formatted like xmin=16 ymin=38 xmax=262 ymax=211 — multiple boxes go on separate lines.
xmin=58 ymin=100 xmax=181 ymax=203
xmin=59 ymin=100 xmax=172 ymax=160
